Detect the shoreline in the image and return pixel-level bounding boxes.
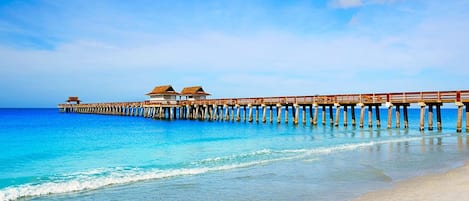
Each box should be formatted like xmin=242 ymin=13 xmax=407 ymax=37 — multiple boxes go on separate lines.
xmin=354 ymin=161 xmax=469 ymax=201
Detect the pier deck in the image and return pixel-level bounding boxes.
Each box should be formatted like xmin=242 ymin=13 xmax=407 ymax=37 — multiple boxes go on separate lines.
xmin=58 ymin=90 xmax=469 ymax=132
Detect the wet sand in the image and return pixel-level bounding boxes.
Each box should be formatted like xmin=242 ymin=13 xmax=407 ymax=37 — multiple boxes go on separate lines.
xmin=355 ymin=162 xmax=469 ymax=201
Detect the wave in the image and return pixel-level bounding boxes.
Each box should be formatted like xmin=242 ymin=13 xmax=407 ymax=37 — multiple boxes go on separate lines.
xmin=0 ymin=156 xmax=298 ymax=201
xmin=192 ymin=149 xmax=273 ymax=165
xmin=0 ymin=136 xmax=424 ymax=201
xmin=279 ymin=136 xmax=424 ymax=156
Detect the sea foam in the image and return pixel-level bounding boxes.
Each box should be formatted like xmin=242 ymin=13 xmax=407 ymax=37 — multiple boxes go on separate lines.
xmin=0 ymin=136 xmax=424 ymax=201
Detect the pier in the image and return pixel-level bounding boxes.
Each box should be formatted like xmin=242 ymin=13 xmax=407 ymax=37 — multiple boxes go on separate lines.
xmin=58 ymin=90 xmax=469 ymax=132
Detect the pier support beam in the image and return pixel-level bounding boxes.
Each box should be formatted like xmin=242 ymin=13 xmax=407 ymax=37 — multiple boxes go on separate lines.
xmin=309 ymin=105 xmax=313 ymax=125
xmin=243 ymin=105 xmax=247 ymax=122
xmin=418 ymin=102 xmax=426 ymax=131
xmin=334 ymin=104 xmax=340 ymax=127
xmin=204 ymin=105 xmax=209 ymax=120
xmin=403 ymin=105 xmax=409 ymax=128
xmin=169 ymin=107 xmax=174 ymax=120
xmin=368 ymin=105 xmax=373 ymax=128
xmin=375 ymin=105 xmax=381 ymax=128
xmin=302 ymin=105 xmax=306 ymax=125
xmin=262 ymin=104 xmax=267 ymax=123
xmin=256 ymin=106 xmax=260 ymax=123
xmin=343 ymin=105 xmax=348 ymax=127
xmin=351 ymin=105 xmax=356 ymax=126
xmin=269 ymin=105 xmax=273 ymax=123
xmin=395 ymin=105 xmax=401 ymax=128
xmin=277 ymin=104 xmax=282 ymax=124
xmin=194 ymin=105 xmax=199 ymax=120
xmin=285 ymin=105 xmax=289 ymax=124
xmin=236 ymin=105 xmax=241 ymax=122
xmin=436 ymin=104 xmax=442 ymax=130
xmin=456 ymin=102 xmax=464 ymax=132
xmin=321 ymin=105 xmax=326 ymax=125
xmin=248 ymin=104 xmax=253 ymax=122
xmin=294 ymin=104 xmax=299 ymax=125
xmin=329 ymin=105 xmax=334 ymax=126
xmin=313 ymin=103 xmax=318 ymax=125
xmin=210 ymin=105 xmax=215 ymax=120
xmin=465 ymin=103 xmax=469 ymax=132
xmin=386 ymin=102 xmax=393 ymax=129
xmin=224 ymin=105 xmax=229 ymax=121
xmin=359 ymin=103 xmax=365 ymax=128
xmin=151 ymin=107 xmax=156 ymax=119
xmin=428 ymin=104 xmax=434 ymax=131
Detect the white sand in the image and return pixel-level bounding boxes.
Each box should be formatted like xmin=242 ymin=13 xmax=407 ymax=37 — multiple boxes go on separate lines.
xmin=355 ymin=162 xmax=469 ymax=201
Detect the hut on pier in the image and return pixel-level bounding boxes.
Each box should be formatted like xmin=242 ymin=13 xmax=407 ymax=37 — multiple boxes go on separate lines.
xmin=146 ymin=85 xmax=180 ymax=103
xmin=181 ymin=86 xmax=210 ymax=100
xmin=66 ymin=97 xmax=81 ymax=104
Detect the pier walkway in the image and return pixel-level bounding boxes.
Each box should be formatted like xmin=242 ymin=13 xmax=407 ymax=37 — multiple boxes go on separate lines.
xmin=58 ymin=90 xmax=469 ymax=132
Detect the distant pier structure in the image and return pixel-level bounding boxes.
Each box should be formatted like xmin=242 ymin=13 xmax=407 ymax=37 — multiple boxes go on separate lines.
xmin=59 ymin=96 xmax=81 ymax=112
xmin=58 ymin=88 xmax=469 ymax=132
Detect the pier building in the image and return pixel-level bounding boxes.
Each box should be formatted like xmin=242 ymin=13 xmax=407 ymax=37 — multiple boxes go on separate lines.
xmin=66 ymin=96 xmax=81 ymax=104
xmin=181 ymin=86 xmax=210 ymax=101
xmin=146 ymin=85 xmax=179 ymax=103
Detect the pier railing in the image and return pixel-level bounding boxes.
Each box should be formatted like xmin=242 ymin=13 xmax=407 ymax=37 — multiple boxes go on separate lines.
xmin=58 ymin=90 xmax=469 ymax=108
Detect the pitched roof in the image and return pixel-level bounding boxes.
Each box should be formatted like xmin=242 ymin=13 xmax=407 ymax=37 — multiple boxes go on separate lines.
xmin=180 ymin=86 xmax=210 ymax=96
xmin=66 ymin=97 xmax=80 ymax=102
xmin=146 ymin=85 xmax=180 ymax=95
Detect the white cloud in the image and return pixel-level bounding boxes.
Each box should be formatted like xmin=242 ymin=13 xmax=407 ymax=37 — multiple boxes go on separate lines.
xmin=330 ymin=0 xmax=401 ymax=9
xmin=330 ymin=0 xmax=363 ymax=8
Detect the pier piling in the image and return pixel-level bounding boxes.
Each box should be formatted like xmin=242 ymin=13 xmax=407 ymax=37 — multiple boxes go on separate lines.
xmin=302 ymin=105 xmax=306 ymax=125
xmin=321 ymin=105 xmax=326 ymax=125
xmin=276 ymin=104 xmax=282 ymax=124
xmin=466 ymin=103 xmax=469 ymax=132
xmin=334 ymin=104 xmax=340 ymax=127
xmin=248 ymin=104 xmax=253 ymax=122
xmin=428 ymin=104 xmax=434 ymax=131
xmin=368 ymin=105 xmax=373 ymax=128
xmin=269 ymin=105 xmax=273 ymax=123
xmin=256 ymin=105 xmax=260 ymax=123
xmin=262 ymin=104 xmax=267 ymax=123
xmin=343 ymin=105 xmax=348 ymax=127
xmin=387 ymin=103 xmax=393 ymax=129
xmin=395 ymin=105 xmax=401 ymax=128
xmin=375 ymin=105 xmax=381 ymax=128
xmin=456 ymin=102 xmax=463 ymax=132
xmin=285 ymin=105 xmax=289 ymax=124
xmin=403 ymin=105 xmax=409 ymax=128
xmin=419 ymin=102 xmax=426 ymax=131
xmin=313 ymin=104 xmax=318 ymax=125
xmin=359 ymin=103 xmax=365 ymax=128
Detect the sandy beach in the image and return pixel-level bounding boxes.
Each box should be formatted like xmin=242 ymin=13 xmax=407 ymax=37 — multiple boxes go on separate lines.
xmin=355 ymin=162 xmax=469 ymax=201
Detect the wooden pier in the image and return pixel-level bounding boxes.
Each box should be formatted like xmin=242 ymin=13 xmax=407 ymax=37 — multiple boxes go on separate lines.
xmin=58 ymin=90 xmax=469 ymax=132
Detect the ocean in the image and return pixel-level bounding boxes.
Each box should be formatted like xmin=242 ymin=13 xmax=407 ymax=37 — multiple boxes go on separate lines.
xmin=0 ymin=108 xmax=468 ymax=201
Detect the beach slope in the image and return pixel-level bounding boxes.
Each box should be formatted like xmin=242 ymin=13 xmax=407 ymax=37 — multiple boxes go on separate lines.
xmin=355 ymin=163 xmax=469 ymax=201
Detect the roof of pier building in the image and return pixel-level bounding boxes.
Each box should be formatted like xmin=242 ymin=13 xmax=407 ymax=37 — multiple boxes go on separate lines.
xmin=146 ymin=85 xmax=180 ymax=95
xmin=180 ymin=86 xmax=210 ymax=96
xmin=66 ymin=97 xmax=80 ymax=102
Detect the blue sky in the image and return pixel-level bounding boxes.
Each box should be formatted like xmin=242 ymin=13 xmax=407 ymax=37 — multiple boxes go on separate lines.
xmin=1 ymin=0 xmax=468 ymax=107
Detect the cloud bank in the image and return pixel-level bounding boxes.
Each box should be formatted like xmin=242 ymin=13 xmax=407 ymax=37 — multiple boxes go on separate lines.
xmin=0 ymin=0 xmax=468 ymax=107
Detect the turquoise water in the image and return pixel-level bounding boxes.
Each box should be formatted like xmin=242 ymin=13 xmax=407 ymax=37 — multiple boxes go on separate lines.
xmin=0 ymin=108 xmax=468 ymax=201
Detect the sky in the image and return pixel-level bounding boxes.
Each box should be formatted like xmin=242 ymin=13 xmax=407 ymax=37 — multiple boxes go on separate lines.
xmin=0 ymin=0 xmax=468 ymax=107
